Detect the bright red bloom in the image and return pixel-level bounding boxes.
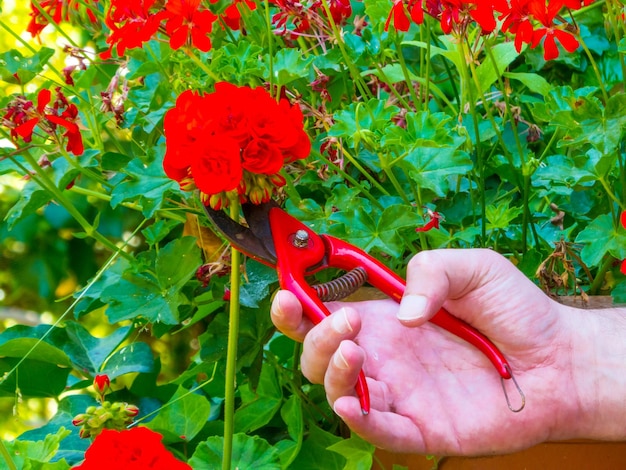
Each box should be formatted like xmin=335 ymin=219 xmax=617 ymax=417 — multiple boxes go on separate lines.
xmin=415 ymin=210 xmax=442 ymax=232
xmin=325 ymin=0 xmax=353 ymax=24
xmin=164 ymin=0 xmax=218 ymax=52
xmin=4 ymin=88 xmax=84 ymax=155
xmin=101 ymin=0 xmax=167 ymax=59
xmin=221 ymin=0 xmax=257 ymax=30
xmin=385 ymin=0 xmax=414 ymax=32
xmin=163 ymin=83 xmax=311 ymax=208
xmin=27 ymin=0 xmax=99 ymax=39
xmin=72 ymin=427 xmax=191 ymax=470
xmin=529 ymin=0 xmax=579 ymax=60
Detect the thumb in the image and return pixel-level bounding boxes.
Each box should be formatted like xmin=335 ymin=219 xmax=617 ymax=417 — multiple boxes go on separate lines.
xmin=396 ymin=249 xmax=495 ymax=327
xmin=397 ymin=250 xmax=451 ymax=327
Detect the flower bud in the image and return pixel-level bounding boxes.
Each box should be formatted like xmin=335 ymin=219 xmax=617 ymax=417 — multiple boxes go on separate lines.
xmin=124 ymin=404 xmax=139 ymax=417
xmin=72 ymin=413 xmax=88 ymax=426
xmin=94 ymin=375 xmax=111 ymax=397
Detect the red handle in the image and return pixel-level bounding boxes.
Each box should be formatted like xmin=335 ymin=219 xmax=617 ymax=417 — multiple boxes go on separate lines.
xmin=322 ymin=235 xmax=511 ymax=379
xmin=269 ymin=208 xmax=371 ymax=413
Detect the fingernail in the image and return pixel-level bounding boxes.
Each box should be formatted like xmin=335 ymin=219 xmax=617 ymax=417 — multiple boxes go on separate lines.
xmin=333 ymin=345 xmax=350 ymax=370
xmin=272 ymin=292 xmax=284 ymax=319
xmin=397 ymin=294 xmax=428 ymax=321
xmin=331 ymin=308 xmax=353 ymax=335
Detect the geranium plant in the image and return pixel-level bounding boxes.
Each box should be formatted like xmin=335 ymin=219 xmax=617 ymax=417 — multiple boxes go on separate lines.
xmin=0 ymin=0 xmax=625 ymax=468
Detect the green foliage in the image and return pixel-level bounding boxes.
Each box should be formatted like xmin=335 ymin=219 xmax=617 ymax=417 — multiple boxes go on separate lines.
xmin=0 ymin=0 xmax=625 ymax=468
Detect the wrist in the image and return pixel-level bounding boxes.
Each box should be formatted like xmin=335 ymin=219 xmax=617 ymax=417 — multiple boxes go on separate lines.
xmin=556 ymin=304 xmax=626 ymax=441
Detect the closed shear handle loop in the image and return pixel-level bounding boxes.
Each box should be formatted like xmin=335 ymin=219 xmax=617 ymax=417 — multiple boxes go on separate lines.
xmin=322 ymin=235 xmax=526 ymax=413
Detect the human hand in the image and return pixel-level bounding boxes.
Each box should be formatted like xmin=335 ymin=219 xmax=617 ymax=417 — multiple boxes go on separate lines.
xmin=270 ymin=249 xmax=602 ymax=455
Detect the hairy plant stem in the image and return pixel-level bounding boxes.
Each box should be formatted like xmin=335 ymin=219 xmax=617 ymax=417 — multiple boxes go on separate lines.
xmin=319 ymin=0 xmax=372 ymax=100
xmin=458 ymin=40 xmax=487 ymax=245
xmin=264 ymin=0 xmax=275 ymax=96
xmin=577 ymin=34 xmax=609 ymax=103
xmin=422 ymin=21 xmax=431 ymax=112
xmin=0 ymin=439 xmax=17 ymax=470
xmin=589 ymin=255 xmax=614 ymax=295
xmin=68 ymin=185 xmax=188 ymax=222
xmin=394 ymin=35 xmax=420 ymax=109
xmin=223 ymin=197 xmax=242 ymax=470
xmin=316 ymin=151 xmax=384 ymax=210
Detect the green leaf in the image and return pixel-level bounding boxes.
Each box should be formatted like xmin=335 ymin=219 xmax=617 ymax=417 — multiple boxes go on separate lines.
xmin=485 ymin=200 xmax=523 ymax=231
xmin=5 ymin=183 xmax=52 ymax=230
xmin=328 ymin=434 xmax=376 ymax=470
xmin=3 ymin=428 xmax=70 ymax=469
xmin=235 ymin=363 xmax=282 ymax=433
xmin=383 ymin=111 xmax=457 ymax=149
xmin=329 ymin=99 xmax=399 ymax=149
xmin=239 ymin=260 xmax=279 ymax=308
xmin=147 ymin=386 xmax=211 ymax=443
xmin=0 ymin=48 xmax=55 ymax=84
xmin=0 ymin=338 xmax=71 ymax=367
xmin=99 ymin=341 xmax=155 ymax=379
xmin=270 ymin=49 xmax=314 ymax=86
xmin=19 ymin=395 xmax=93 ymax=464
xmin=290 ymin=425 xmax=344 ymax=469
xmin=189 ymin=434 xmax=281 ymax=470
xmin=503 ymin=72 xmax=552 ymax=97
xmin=575 ymin=214 xmax=626 ymax=267
xmin=475 ymin=42 xmax=520 ymax=94
xmin=63 ymin=323 xmax=131 ymax=376
xmin=400 ymin=147 xmax=473 ymax=197
xmin=101 ymin=237 xmax=201 ymax=325
xmin=278 ymin=395 xmax=304 ymax=467
xmin=110 ymin=154 xmax=179 ymax=218
xmin=101 ymin=152 xmax=132 ymax=171
xmin=0 ymin=355 xmax=70 ymax=398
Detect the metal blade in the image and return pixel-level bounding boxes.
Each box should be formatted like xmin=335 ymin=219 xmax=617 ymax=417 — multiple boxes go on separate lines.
xmin=203 ymin=203 xmax=277 ymax=266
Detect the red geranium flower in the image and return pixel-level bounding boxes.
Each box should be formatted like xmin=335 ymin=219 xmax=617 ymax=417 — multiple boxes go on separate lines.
xmin=27 ymin=0 xmax=99 ymax=39
xmin=72 ymin=427 xmax=191 ymax=470
xmin=5 ymin=88 xmax=84 ymax=155
xmin=221 ymin=0 xmax=257 ymax=30
xmin=164 ymin=0 xmax=218 ymax=52
xmin=163 ymin=83 xmax=311 ymax=208
xmin=101 ymin=0 xmax=167 ymax=59
xmin=529 ymin=0 xmax=579 ymax=61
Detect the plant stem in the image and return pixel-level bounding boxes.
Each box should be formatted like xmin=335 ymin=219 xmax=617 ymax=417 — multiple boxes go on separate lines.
xmin=319 ymin=0 xmax=372 ymax=100
xmin=264 ymin=0 xmax=275 ymax=95
xmin=69 ymin=185 xmax=187 ymax=222
xmin=0 ymin=439 xmax=17 ymax=470
xmin=577 ymin=34 xmax=609 ymax=103
xmin=223 ymin=198 xmax=242 ymax=470
xmin=394 ymin=35 xmax=420 ymax=109
xmin=589 ymin=255 xmax=613 ymax=295
xmin=316 ymin=151 xmax=384 ymax=210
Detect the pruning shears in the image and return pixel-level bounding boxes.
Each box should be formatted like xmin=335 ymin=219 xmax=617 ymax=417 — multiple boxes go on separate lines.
xmin=204 ymin=201 xmax=525 ymax=414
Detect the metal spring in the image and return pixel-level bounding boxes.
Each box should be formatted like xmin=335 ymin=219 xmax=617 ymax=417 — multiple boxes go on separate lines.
xmin=313 ymin=267 xmax=368 ymax=302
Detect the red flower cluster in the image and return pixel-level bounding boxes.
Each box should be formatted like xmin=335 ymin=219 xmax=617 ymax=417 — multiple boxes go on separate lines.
xmin=385 ymin=0 xmax=591 ymax=60
xmin=101 ymin=0 xmax=256 ymax=59
xmin=27 ymin=0 xmax=99 ymax=39
xmin=2 ymin=88 xmax=84 ymax=155
xmin=163 ymin=83 xmax=311 ymax=209
xmin=72 ymin=427 xmax=191 ymax=470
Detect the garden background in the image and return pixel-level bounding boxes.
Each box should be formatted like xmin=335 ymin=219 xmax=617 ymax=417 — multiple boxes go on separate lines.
xmin=0 ymin=0 xmax=625 ymax=468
